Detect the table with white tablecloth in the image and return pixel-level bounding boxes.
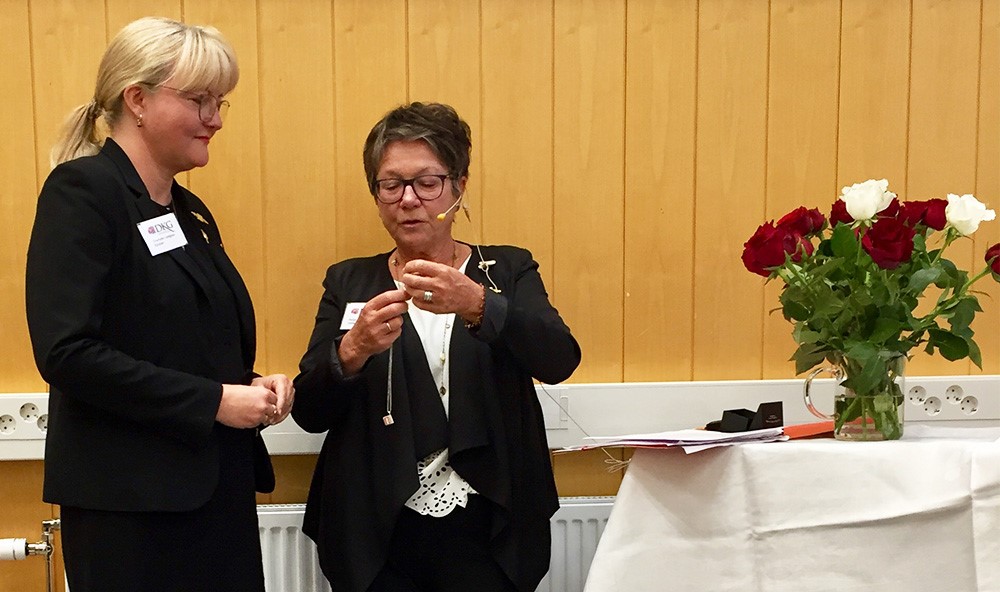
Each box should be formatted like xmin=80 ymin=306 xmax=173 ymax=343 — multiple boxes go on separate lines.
xmin=583 ymin=428 xmax=1000 ymax=592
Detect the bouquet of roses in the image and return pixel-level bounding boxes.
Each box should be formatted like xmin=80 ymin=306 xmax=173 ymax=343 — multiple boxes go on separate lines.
xmin=742 ymin=179 xmax=1000 ymax=400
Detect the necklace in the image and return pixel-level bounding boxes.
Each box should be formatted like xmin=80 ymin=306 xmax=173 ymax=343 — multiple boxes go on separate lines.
xmin=384 ymin=242 xmax=459 ymax=426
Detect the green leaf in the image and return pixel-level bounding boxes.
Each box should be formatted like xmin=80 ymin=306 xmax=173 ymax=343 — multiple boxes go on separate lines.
xmin=830 ymin=224 xmax=859 ymax=258
xmin=948 ymin=298 xmax=978 ymax=337
xmin=792 ymin=343 xmax=827 ymax=375
xmin=908 ymin=268 xmax=943 ymax=293
xmin=782 ymin=299 xmax=810 ymax=322
xmin=968 ymin=338 xmax=983 ymax=369
xmin=927 ymin=329 xmax=970 ymax=361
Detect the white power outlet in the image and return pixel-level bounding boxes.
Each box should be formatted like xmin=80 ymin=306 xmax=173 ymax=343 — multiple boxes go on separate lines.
xmin=0 ymin=394 xmax=49 ymax=441
xmin=903 ymin=376 xmax=1000 ymax=425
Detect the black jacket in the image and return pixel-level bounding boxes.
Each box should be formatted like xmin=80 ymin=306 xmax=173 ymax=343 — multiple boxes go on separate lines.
xmin=293 ymin=245 xmax=581 ymax=592
xmin=26 ymin=139 xmax=273 ymax=511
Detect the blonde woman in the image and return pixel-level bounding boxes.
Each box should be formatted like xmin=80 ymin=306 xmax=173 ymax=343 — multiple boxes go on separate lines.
xmin=25 ymin=17 xmax=292 ymax=592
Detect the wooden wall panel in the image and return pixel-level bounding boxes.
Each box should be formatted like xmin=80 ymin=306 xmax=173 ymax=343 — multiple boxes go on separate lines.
xmin=106 ymin=0 xmax=181 ymax=27
xmin=692 ymin=0 xmax=769 ymax=379
xmin=622 ymin=0 xmax=697 ymax=381
xmin=760 ymin=0 xmax=841 ymax=379
xmin=0 ymin=0 xmax=44 ymax=392
xmin=257 ymin=0 xmax=337 ymax=376
xmin=480 ymin=0 xmax=555 ymax=289
xmin=976 ymin=0 xmax=1000 ymax=373
xmin=553 ymin=0 xmax=626 ymax=382
xmin=29 ymin=0 xmax=106 ymax=182
xmin=2 ymin=8 xmax=999 ymax=589
xmin=184 ymin=2 xmax=268 ymax=367
xmin=836 ymin=0 xmax=910 ymax=186
xmin=0 ymin=461 xmax=49 ymax=592
xmin=907 ymin=0 xmax=982 ymax=376
xmin=332 ymin=0 xmax=407 ymax=263
xmin=408 ymin=0 xmax=482 ymax=247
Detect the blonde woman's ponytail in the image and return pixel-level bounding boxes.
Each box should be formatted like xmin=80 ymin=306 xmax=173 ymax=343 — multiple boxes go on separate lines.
xmin=49 ymin=100 xmax=104 ymax=169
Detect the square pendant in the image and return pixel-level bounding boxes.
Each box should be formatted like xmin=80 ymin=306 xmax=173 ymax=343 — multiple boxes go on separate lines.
xmin=382 ymin=414 xmax=394 ymax=426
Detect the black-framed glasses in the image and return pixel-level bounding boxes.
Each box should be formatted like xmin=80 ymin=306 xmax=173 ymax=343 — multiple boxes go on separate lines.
xmin=159 ymin=85 xmax=230 ymax=123
xmin=374 ymin=174 xmax=451 ymax=204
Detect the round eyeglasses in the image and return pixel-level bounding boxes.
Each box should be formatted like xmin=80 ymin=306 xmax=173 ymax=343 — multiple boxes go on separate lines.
xmin=159 ymin=85 xmax=230 ymax=123
xmin=374 ymin=174 xmax=452 ymax=204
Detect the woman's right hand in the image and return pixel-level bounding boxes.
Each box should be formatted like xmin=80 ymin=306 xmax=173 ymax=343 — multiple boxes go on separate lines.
xmin=337 ymin=289 xmax=409 ymax=376
xmin=216 ymin=383 xmax=280 ymax=428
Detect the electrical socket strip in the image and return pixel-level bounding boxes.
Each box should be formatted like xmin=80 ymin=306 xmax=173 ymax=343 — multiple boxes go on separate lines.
xmin=0 ymin=393 xmax=49 ymax=451
xmin=903 ymin=376 xmax=1000 ymax=423
xmin=1 ymin=377 xmax=997 ymax=459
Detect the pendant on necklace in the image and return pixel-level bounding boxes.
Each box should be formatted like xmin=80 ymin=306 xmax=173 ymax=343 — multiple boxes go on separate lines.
xmin=383 ymin=414 xmax=394 ymax=426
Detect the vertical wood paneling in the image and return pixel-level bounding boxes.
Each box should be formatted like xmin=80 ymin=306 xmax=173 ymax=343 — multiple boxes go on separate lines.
xmin=976 ymin=0 xmax=1000 ymax=373
xmin=257 ymin=0 xmax=336 ymax=376
xmin=623 ymin=0 xmax=697 ymax=381
xmin=693 ymin=0 xmax=769 ymax=379
xmin=2 ymin=10 xmax=1000 ymax=586
xmin=761 ymin=0 xmax=841 ymax=378
xmin=553 ymin=0 xmax=626 ymax=382
xmin=184 ymin=2 xmax=267 ymax=368
xmin=0 ymin=0 xmax=44 ymax=392
xmin=29 ymin=0 xmax=106 ymax=181
xmin=907 ymin=0 xmax=982 ymax=376
xmin=106 ymin=0 xmax=181 ymax=28
xmin=333 ymin=0 xmax=407 ymax=263
xmin=837 ymin=0 xmax=910 ymax=186
xmin=480 ymin=0 xmax=555 ymax=288
xmin=0 ymin=8 xmax=49 ymax=592
xmin=408 ymin=0 xmax=482 ymax=247
xmin=0 ymin=461 xmax=48 ymax=592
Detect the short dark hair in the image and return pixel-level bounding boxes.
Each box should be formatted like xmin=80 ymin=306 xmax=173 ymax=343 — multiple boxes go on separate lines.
xmin=363 ymin=102 xmax=472 ymax=197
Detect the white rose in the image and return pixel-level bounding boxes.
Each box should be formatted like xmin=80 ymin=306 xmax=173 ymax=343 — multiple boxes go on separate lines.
xmin=945 ymin=193 xmax=996 ymax=236
xmin=839 ymin=179 xmax=896 ymax=221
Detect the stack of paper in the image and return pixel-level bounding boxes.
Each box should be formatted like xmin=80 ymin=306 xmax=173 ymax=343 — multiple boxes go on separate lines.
xmin=560 ymin=426 xmax=787 ymax=454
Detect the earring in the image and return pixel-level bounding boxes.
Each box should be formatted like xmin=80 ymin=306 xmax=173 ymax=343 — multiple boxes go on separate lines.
xmin=136 ymin=113 xmax=144 ymax=128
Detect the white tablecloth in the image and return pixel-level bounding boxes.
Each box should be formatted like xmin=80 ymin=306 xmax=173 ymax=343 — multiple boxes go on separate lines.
xmin=584 ymin=429 xmax=1000 ymax=592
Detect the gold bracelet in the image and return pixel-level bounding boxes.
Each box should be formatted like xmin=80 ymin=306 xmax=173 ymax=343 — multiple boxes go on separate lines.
xmin=464 ymin=283 xmax=486 ymax=329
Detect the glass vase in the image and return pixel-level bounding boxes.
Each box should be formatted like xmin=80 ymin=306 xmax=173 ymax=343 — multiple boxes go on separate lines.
xmin=803 ymin=355 xmax=906 ymax=441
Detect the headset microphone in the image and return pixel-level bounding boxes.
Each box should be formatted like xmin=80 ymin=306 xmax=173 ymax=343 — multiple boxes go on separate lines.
xmin=436 ymin=195 xmax=464 ymax=221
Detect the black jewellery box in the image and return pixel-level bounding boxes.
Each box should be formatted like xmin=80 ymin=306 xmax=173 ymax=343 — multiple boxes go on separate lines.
xmin=705 ymin=401 xmax=783 ymax=433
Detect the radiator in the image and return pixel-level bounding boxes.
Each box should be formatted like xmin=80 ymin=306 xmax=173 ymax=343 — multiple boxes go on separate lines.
xmin=257 ymin=496 xmax=615 ymax=592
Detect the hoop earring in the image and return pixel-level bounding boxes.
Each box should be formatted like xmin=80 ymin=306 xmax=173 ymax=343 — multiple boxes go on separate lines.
xmin=136 ymin=113 xmax=144 ymax=128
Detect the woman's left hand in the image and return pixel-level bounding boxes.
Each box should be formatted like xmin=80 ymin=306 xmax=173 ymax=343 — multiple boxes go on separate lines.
xmin=251 ymin=373 xmax=295 ymax=425
xmin=399 ymin=259 xmax=484 ymax=322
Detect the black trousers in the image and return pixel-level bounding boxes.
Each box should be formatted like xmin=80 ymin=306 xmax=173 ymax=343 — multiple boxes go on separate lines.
xmin=60 ymin=429 xmax=263 ymax=592
xmin=367 ymin=495 xmax=518 ymax=592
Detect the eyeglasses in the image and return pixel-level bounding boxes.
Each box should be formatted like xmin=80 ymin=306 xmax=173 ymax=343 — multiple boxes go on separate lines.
xmin=159 ymin=85 xmax=230 ymax=123
xmin=374 ymin=174 xmax=452 ymax=204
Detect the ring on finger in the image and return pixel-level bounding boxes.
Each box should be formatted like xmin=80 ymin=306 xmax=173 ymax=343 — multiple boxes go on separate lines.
xmin=385 ymin=321 xmax=392 ymax=333
xmin=423 ymin=290 xmax=433 ymax=303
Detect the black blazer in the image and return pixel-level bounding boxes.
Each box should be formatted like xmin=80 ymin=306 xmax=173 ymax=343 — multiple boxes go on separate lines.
xmin=293 ymin=245 xmax=581 ymax=592
xmin=25 ymin=139 xmax=273 ymax=512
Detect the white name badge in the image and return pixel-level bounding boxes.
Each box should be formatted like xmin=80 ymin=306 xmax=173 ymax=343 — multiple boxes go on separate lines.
xmin=138 ymin=212 xmax=188 ymax=256
xmin=340 ymin=302 xmax=366 ymax=330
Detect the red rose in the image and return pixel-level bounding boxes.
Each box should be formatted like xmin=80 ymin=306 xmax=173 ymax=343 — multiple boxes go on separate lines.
xmin=986 ymin=243 xmax=1000 ymax=279
xmin=830 ymin=200 xmax=853 ymax=226
xmin=742 ymin=222 xmax=808 ymax=277
xmin=900 ymin=199 xmax=947 ymax=230
xmin=878 ymin=198 xmax=901 ymax=219
xmin=777 ymin=207 xmax=826 ymax=237
xmin=862 ymin=217 xmax=916 ymax=269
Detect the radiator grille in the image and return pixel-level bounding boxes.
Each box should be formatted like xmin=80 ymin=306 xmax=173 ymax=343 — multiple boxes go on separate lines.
xmin=257 ymin=496 xmax=614 ymax=592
